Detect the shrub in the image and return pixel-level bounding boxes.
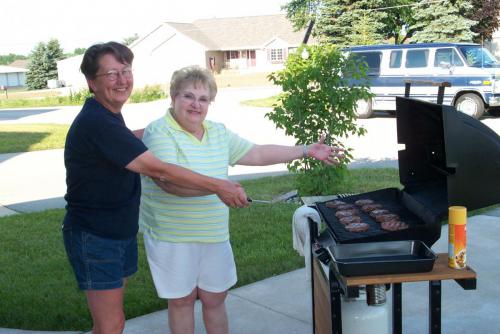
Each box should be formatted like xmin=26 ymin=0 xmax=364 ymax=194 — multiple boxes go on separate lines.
xmin=267 ymin=44 xmax=373 ymax=195
xmin=129 ymin=85 xmax=167 ymax=103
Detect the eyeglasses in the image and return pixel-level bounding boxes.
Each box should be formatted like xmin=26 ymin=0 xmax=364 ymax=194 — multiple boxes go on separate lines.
xmin=95 ymin=68 xmax=133 ymax=81
xmin=179 ymin=92 xmax=211 ymax=106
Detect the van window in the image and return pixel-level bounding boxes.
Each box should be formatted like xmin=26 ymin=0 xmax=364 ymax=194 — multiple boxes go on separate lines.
xmin=352 ymin=52 xmax=382 ymax=75
xmin=405 ymin=49 xmax=429 ymax=68
xmin=389 ymin=51 xmax=402 ymax=68
xmin=434 ymin=48 xmax=463 ymax=67
xmin=458 ymin=45 xmax=500 ymax=67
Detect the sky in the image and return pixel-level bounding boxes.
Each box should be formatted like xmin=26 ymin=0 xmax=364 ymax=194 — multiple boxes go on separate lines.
xmin=1 ymin=0 xmax=289 ymax=56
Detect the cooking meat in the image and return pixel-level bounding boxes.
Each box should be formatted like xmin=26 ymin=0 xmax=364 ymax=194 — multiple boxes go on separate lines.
xmin=381 ymin=221 xmax=409 ymax=231
xmin=361 ymin=203 xmax=383 ymax=213
xmin=336 ymin=204 xmax=356 ymax=210
xmin=325 ymin=200 xmax=346 ymax=208
xmin=354 ymin=199 xmax=374 ymax=206
xmin=338 ymin=216 xmax=362 ymax=225
xmin=375 ymin=213 xmax=400 ymax=223
xmin=345 ymin=222 xmax=370 ymax=233
xmin=335 ymin=209 xmax=358 ymax=219
xmin=369 ymin=209 xmax=390 ymax=219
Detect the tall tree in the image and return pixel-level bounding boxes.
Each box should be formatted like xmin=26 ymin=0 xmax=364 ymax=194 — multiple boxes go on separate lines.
xmin=314 ymin=0 xmax=387 ymax=46
xmin=410 ymin=0 xmax=477 ymax=43
xmin=25 ymin=39 xmax=64 ymax=90
xmin=45 ymin=39 xmax=64 ymax=80
xmin=467 ymin=0 xmax=500 ymax=43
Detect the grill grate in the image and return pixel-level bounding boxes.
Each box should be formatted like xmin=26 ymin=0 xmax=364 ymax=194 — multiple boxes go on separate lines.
xmin=316 ymin=188 xmax=429 ymax=244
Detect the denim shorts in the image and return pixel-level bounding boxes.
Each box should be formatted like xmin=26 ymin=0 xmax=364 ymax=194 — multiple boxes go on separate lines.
xmin=62 ymin=227 xmax=138 ymax=290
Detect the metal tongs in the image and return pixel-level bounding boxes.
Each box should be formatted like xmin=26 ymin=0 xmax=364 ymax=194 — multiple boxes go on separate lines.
xmin=247 ymin=197 xmax=274 ymax=204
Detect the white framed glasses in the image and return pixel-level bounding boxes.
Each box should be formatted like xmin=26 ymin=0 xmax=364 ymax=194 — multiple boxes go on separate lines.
xmin=95 ymin=68 xmax=133 ymax=81
xmin=179 ymin=92 xmax=211 ymax=106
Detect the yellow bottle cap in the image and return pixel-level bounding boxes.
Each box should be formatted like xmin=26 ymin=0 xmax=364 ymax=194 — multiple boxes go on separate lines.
xmin=449 ymin=206 xmax=467 ymax=225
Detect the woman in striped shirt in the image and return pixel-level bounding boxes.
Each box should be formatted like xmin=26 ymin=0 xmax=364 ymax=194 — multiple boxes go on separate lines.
xmin=139 ymin=66 xmax=343 ymax=334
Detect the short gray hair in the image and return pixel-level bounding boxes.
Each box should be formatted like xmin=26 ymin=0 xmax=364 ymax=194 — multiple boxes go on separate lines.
xmin=170 ymin=66 xmax=217 ymax=101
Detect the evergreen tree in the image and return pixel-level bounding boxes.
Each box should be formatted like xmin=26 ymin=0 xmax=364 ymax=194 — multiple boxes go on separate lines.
xmin=315 ymin=0 xmax=387 ymax=46
xmin=45 ymin=39 xmax=64 ymax=79
xmin=410 ymin=0 xmax=477 ymax=43
xmin=25 ymin=39 xmax=64 ymax=90
xmin=26 ymin=42 xmax=48 ymax=90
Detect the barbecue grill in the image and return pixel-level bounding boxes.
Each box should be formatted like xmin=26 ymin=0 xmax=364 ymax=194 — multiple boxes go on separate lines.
xmin=309 ymin=95 xmax=499 ymax=334
xmin=315 ymin=96 xmax=500 ymax=249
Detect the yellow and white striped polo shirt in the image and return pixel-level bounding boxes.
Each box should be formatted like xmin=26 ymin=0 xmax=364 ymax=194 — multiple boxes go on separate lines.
xmin=139 ymin=110 xmax=253 ymax=243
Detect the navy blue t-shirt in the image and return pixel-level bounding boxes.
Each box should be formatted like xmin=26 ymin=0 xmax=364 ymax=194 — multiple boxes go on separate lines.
xmin=63 ymin=98 xmax=148 ymax=239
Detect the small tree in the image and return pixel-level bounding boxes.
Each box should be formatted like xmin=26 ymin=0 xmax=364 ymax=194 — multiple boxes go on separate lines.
xmin=267 ymin=45 xmax=371 ymax=195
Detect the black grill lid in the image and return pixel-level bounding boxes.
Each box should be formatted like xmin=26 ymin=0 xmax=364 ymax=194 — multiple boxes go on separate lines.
xmin=396 ymin=97 xmax=500 ymax=217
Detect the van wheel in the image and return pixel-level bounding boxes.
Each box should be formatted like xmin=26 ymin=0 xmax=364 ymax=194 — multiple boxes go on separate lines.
xmin=355 ymin=99 xmax=373 ymax=119
xmin=454 ymin=93 xmax=484 ymax=119
xmin=488 ymin=107 xmax=500 ymax=117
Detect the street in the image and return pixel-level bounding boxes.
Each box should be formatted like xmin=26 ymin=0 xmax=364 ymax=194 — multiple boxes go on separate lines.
xmin=0 ymin=85 xmax=499 ymax=213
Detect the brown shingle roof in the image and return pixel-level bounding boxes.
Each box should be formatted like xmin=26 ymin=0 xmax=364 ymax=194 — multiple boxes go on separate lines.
xmin=8 ymin=59 xmax=28 ymax=68
xmin=165 ymin=14 xmax=306 ymax=50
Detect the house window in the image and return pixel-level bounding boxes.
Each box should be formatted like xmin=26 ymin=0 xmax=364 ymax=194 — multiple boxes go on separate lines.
xmin=270 ymin=48 xmax=284 ymax=62
xmin=226 ymin=51 xmax=240 ymax=60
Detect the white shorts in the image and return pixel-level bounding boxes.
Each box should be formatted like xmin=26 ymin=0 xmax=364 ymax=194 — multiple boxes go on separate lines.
xmin=143 ymin=233 xmax=237 ymax=299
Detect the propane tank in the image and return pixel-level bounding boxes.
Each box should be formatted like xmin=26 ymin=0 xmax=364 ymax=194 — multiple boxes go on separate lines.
xmin=341 ymin=285 xmax=392 ymax=333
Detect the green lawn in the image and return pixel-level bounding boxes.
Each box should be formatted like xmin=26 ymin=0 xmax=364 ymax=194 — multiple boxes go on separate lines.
xmin=240 ymin=95 xmax=279 ymax=108
xmin=0 ymin=169 xmax=401 ymax=331
xmin=0 ymin=124 xmax=69 ymax=153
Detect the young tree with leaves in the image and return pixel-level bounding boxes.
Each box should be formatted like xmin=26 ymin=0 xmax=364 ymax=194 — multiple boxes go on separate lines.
xmin=267 ymin=45 xmax=371 ymax=194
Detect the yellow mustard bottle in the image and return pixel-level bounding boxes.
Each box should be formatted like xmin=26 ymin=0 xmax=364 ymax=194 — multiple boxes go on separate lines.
xmin=448 ymin=206 xmax=467 ymax=269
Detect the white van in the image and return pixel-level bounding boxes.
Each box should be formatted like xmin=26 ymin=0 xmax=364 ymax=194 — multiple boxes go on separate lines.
xmin=346 ymin=43 xmax=500 ymax=119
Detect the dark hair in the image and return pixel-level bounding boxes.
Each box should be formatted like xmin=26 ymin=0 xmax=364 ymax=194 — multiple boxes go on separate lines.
xmin=80 ymin=41 xmax=134 ymax=80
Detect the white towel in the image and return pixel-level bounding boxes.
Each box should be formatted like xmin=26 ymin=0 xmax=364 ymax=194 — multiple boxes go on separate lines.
xmin=292 ymin=205 xmax=321 ymax=281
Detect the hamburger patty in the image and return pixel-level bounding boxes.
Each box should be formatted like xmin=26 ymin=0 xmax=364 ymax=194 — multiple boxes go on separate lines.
xmin=325 ymin=200 xmax=346 ymax=208
xmin=345 ymin=222 xmax=370 ymax=233
xmin=335 ymin=209 xmax=358 ymax=219
xmin=375 ymin=213 xmax=400 ymax=223
xmin=354 ymin=199 xmax=374 ymax=206
xmin=381 ymin=221 xmax=409 ymax=231
xmin=338 ymin=216 xmax=362 ymax=225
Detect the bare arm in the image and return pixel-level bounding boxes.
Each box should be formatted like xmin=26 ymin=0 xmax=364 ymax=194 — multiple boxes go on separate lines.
xmin=126 ymin=150 xmax=248 ymax=207
xmin=132 ymin=128 xmax=145 ymax=139
xmin=153 ymin=178 xmax=212 ymax=197
xmin=237 ymin=135 xmax=344 ymax=166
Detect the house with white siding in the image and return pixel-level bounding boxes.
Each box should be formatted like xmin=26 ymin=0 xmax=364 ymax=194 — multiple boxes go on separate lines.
xmin=58 ymin=14 xmax=311 ymax=89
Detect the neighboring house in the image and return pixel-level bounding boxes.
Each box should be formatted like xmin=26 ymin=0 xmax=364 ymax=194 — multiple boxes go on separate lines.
xmin=58 ymin=14 xmax=311 ymax=89
xmin=0 ymin=65 xmax=27 ymax=88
